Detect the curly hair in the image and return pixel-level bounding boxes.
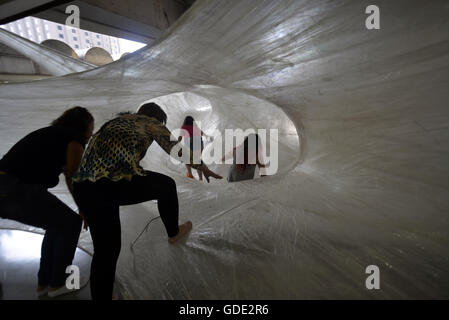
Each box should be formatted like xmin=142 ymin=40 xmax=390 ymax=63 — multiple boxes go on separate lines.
xmin=51 ymin=106 xmax=94 ymax=136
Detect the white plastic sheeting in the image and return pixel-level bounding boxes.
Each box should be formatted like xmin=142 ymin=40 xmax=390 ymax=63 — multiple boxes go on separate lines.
xmin=0 ymin=0 xmax=448 ymax=299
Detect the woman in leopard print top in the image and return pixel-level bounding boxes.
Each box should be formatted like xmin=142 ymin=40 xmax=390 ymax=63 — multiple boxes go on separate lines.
xmin=73 ymin=102 xmax=221 ymax=300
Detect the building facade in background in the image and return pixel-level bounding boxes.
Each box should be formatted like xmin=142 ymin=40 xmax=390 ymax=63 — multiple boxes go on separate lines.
xmin=1 ymin=16 xmax=144 ymax=59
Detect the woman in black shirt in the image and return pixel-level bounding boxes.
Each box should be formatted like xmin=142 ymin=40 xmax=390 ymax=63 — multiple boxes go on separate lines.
xmin=0 ymin=106 xmax=94 ymax=298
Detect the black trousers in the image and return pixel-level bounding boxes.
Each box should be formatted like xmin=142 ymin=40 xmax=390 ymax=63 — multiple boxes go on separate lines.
xmin=0 ymin=172 xmax=82 ymax=287
xmin=73 ymin=171 xmax=180 ymax=300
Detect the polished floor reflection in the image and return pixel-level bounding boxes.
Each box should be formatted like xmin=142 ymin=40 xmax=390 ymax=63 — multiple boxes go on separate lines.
xmin=0 ymin=229 xmax=91 ymax=300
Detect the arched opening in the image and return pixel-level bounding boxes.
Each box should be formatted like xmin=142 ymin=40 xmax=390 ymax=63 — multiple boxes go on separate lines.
xmin=77 ymin=47 xmax=113 ymax=66
xmin=40 ymin=39 xmax=79 ymax=59
xmin=137 ymin=88 xmax=301 ymax=180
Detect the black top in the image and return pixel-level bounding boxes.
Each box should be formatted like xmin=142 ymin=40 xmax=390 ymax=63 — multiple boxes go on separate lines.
xmin=0 ymin=126 xmax=84 ymax=188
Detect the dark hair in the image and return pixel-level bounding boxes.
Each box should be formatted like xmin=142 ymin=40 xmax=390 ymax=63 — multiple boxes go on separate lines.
xmin=237 ymin=134 xmax=260 ymax=172
xmin=183 ymin=116 xmax=194 ymax=126
xmin=137 ymin=102 xmax=167 ymax=124
xmin=243 ymin=134 xmax=260 ymax=164
xmin=51 ymin=106 xmax=93 ymax=136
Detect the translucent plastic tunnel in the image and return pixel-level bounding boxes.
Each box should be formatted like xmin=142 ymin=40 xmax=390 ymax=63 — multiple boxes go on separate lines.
xmin=0 ymin=0 xmax=448 ymax=299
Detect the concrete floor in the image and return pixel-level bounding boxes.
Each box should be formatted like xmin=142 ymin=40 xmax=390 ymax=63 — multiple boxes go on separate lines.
xmin=0 ymin=229 xmax=91 ymax=300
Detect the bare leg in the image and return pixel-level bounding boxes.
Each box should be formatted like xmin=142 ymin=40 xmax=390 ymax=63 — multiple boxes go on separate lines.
xmin=196 ymin=169 xmax=203 ymax=181
xmin=186 ymin=164 xmax=194 ymax=179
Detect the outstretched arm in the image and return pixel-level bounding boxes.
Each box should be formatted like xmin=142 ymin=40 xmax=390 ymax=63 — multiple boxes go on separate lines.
xmin=257 ymin=146 xmax=267 ymax=168
xmin=145 ymin=119 xmax=180 ymax=156
xmin=146 ymin=119 xmax=222 ymax=182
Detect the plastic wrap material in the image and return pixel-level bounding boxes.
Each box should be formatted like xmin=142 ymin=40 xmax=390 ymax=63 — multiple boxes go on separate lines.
xmin=0 ymin=0 xmax=448 ymax=299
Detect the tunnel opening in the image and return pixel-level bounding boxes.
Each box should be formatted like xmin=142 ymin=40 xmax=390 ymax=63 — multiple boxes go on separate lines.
xmin=137 ymin=88 xmax=301 ymax=181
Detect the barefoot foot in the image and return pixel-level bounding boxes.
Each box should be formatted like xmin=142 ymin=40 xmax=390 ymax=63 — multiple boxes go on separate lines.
xmin=169 ymin=221 xmax=192 ymax=244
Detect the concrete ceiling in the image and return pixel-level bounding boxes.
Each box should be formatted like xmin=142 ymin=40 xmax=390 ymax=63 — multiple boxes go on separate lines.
xmin=0 ymin=0 xmax=195 ymax=43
